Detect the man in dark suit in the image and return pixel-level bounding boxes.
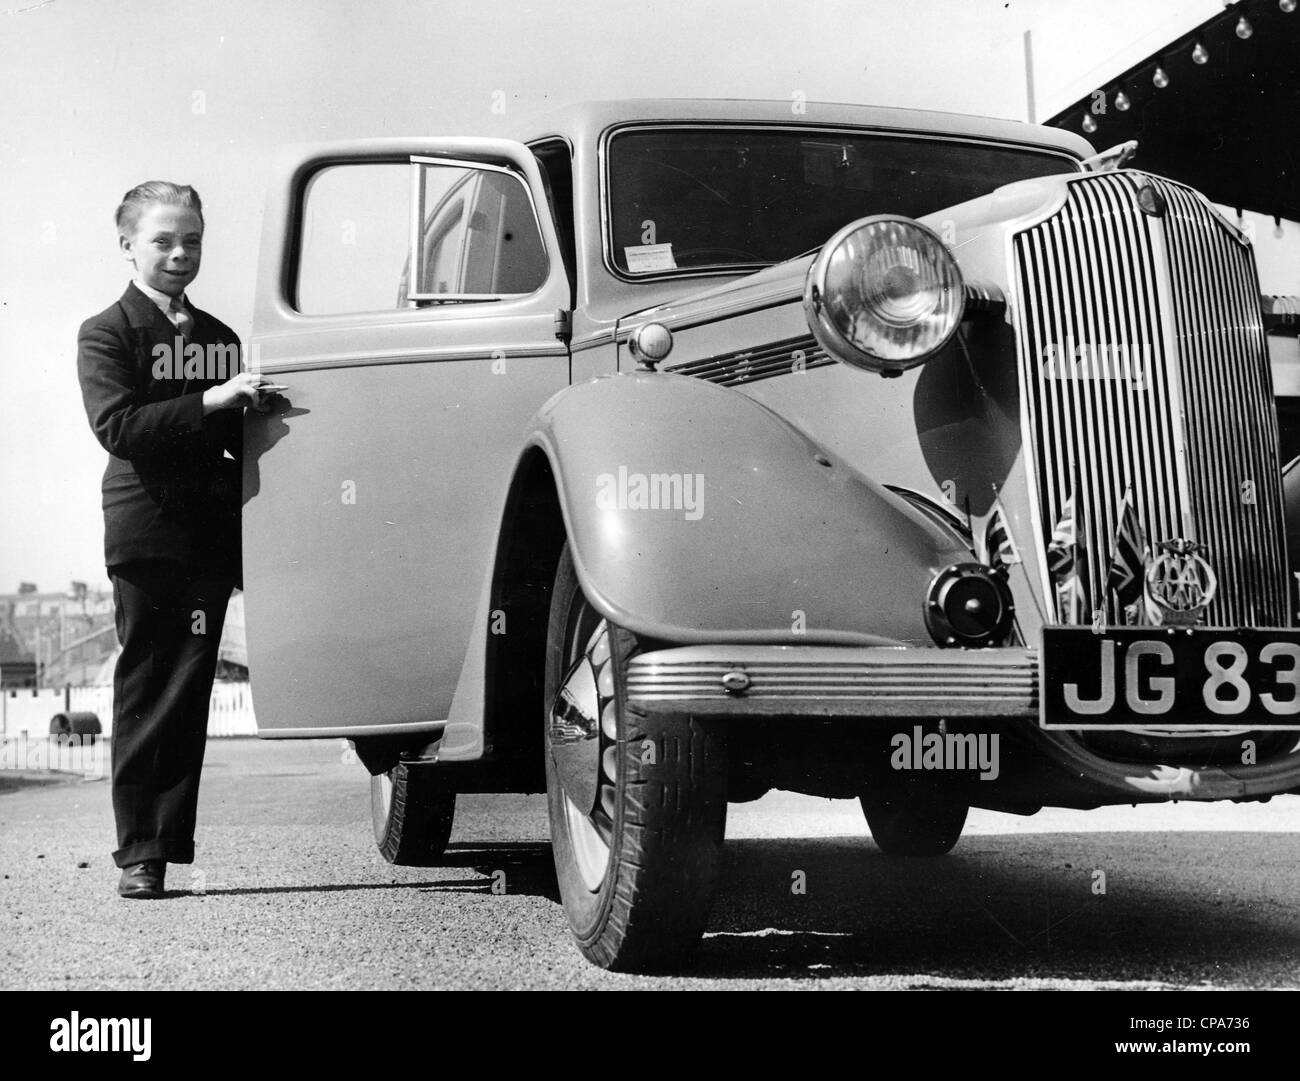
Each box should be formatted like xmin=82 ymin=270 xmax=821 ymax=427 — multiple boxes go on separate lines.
xmin=78 ymin=182 xmax=276 ymax=898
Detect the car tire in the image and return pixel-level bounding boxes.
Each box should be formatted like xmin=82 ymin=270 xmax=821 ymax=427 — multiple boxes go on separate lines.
xmin=371 ymin=762 xmax=456 ymax=866
xmin=544 ymin=543 xmax=727 ymax=971
xmin=860 ymin=783 xmax=967 ymax=857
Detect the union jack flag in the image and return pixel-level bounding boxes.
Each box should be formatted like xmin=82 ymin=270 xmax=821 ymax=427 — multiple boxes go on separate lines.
xmin=1047 ymin=492 xmax=1090 ymax=621
xmin=982 ymin=502 xmax=1020 ymax=570
xmin=1106 ymin=485 xmax=1148 ymax=607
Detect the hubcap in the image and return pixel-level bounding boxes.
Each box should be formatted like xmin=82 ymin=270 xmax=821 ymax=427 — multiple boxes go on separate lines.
xmin=550 ymin=619 xmax=618 ymax=891
xmin=550 ymin=655 xmax=602 ymax=815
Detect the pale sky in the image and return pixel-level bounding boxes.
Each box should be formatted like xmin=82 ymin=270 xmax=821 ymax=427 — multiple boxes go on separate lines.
xmin=5 ymin=0 xmax=1290 ymax=592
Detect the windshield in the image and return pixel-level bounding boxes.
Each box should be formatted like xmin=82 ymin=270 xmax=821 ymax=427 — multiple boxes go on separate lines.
xmin=606 ymin=127 xmax=1078 ymax=275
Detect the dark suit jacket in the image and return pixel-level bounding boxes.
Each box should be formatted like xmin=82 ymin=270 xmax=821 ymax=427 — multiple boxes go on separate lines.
xmin=78 ymin=283 xmax=243 ymax=584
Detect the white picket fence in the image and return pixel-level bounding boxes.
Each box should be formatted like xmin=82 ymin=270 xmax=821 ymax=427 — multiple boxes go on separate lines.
xmin=0 ymin=681 xmax=257 ymax=738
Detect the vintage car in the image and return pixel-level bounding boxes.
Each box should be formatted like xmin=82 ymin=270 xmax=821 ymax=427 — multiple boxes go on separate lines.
xmin=244 ymin=99 xmax=1300 ymax=971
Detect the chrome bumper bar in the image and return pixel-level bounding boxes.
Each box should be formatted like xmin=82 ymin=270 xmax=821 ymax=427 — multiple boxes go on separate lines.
xmin=624 ymin=644 xmax=1300 ymax=802
xmin=625 ymin=645 xmax=1038 ymax=718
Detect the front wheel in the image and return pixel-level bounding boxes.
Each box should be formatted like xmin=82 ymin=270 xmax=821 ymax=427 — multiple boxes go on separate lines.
xmin=545 ymin=544 xmax=727 ymax=971
xmin=370 ymin=762 xmax=456 ymax=866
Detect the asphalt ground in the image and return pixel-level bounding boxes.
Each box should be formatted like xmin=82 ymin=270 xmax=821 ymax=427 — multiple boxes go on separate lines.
xmin=2 ymin=737 xmax=1299 ymax=990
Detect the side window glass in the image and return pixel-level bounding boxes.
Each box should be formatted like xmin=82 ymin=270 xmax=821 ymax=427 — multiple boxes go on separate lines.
xmin=297 ymin=163 xmax=409 ymax=315
xmin=462 ymin=171 xmax=549 ymax=294
xmin=421 ymin=197 xmax=469 ymax=295
xmin=295 ymin=158 xmax=551 ymax=314
xmin=410 ymin=160 xmax=549 ymax=301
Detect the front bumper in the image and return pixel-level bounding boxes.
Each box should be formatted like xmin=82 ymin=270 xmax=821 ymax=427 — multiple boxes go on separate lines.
xmin=624 ymin=644 xmax=1300 ymax=803
xmin=626 ymin=645 xmax=1037 ymax=718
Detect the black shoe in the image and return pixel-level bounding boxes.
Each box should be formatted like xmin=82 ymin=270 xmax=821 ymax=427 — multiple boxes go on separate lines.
xmin=118 ymin=860 xmax=165 ymax=899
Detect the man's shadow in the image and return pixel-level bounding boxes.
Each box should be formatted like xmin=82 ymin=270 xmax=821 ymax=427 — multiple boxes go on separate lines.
xmin=192 ymin=841 xmax=559 ymax=900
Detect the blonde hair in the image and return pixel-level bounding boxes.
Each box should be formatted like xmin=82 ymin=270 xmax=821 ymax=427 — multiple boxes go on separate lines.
xmin=115 ymin=181 xmax=204 ymax=236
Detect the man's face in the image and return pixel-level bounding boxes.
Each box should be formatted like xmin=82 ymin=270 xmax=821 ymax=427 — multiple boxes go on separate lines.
xmin=120 ymin=203 xmax=203 ymax=297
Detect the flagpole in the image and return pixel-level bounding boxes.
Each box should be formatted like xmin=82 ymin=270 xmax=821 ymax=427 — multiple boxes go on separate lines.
xmin=989 ymin=482 xmax=1047 ymax=627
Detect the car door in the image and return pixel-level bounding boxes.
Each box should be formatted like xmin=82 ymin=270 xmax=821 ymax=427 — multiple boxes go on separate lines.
xmin=244 ymin=139 xmax=571 ymax=738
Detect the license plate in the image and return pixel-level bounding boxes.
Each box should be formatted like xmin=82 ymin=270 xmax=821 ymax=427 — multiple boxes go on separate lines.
xmin=1040 ymin=628 xmax=1300 ymax=730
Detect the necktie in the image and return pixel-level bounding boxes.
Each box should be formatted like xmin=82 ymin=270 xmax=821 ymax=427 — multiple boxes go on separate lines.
xmin=169 ymin=297 xmax=194 ymax=339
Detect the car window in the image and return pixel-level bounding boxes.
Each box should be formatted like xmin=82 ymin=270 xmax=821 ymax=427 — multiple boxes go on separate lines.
xmin=422 ymin=196 xmax=469 ymax=295
xmin=606 ymin=127 xmax=1080 ymax=276
xmin=531 ymin=139 xmax=576 ymax=297
xmin=296 ymin=160 xmax=551 ymax=315
xmin=297 ymin=163 xmax=409 ymax=315
xmin=409 ymin=163 xmax=549 ymax=301
xmin=461 ymin=170 xmax=548 ymax=295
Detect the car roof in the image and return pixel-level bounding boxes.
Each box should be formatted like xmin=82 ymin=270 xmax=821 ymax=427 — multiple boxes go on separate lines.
xmin=511 ymin=98 xmax=1093 ymax=160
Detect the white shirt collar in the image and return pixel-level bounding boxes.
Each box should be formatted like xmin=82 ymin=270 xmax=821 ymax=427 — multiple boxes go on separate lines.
xmin=133 ymin=277 xmax=188 ymax=315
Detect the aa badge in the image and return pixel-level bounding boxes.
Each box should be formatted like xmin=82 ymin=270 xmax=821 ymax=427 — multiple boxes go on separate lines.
xmin=1143 ymin=539 xmax=1218 ymax=627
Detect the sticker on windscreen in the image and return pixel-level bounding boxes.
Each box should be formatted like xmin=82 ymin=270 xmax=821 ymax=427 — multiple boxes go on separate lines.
xmin=624 ymin=243 xmax=677 ymax=272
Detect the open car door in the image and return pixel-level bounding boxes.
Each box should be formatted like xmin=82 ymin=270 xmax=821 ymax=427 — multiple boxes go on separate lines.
xmin=243 ymin=138 xmax=571 ymax=739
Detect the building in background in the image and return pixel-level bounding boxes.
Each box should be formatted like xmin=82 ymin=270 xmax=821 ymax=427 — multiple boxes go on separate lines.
xmin=0 ymin=607 xmax=36 ymax=688
xmin=0 ymin=584 xmax=111 ymax=687
xmin=0 ymin=583 xmax=246 ymax=687
xmin=1048 ymin=0 xmax=1300 ymax=460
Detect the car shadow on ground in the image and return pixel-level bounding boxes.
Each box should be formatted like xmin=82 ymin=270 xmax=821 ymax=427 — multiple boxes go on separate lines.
xmin=439 ymin=840 xmax=561 ymax=902
xmin=385 ymin=830 xmax=1300 ymax=985
xmin=690 ymin=832 xmax=1300 ymax=984
xmin=353 ymin=830 xmax=1300 ymax=986
xmin=184 ymin=830 xmax=1300 ymax=984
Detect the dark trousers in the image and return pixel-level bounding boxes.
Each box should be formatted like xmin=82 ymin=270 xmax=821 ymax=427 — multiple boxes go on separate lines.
xmin=109 ymin=560 xmax=234 ymax=867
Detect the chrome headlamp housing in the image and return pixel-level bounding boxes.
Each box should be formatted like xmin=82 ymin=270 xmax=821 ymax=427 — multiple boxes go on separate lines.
xmin=804 ymin=215 xmax=965 ymax=376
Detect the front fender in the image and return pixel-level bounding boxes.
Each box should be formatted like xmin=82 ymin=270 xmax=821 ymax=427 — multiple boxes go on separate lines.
xmin=530 ymin=372 xmax=971 ymax=646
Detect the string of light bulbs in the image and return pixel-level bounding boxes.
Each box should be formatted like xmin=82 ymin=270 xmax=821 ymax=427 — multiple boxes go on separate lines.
xmin=1079 ymin=0 xmax=1295 ymax=135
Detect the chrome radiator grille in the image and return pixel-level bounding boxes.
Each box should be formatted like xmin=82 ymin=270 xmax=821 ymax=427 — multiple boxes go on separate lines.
xmin=1012 ymin=171 xmax=1289 ymax=627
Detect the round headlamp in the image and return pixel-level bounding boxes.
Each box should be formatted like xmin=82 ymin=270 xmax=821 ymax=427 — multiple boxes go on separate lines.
xmin=925 ymin=563 xmax=1014 ymax=648
xmin=804 ymin=215 xmax=965 ymax=375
